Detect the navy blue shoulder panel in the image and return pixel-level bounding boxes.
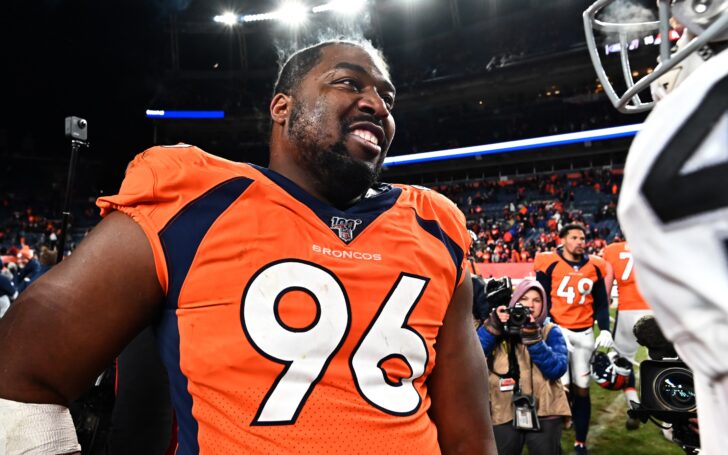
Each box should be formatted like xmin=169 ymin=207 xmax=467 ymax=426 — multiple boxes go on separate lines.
xmin=253 ymin=165 xmax=402 ymax=244
xmin=156 ymin=176 xmax=253 ymax=455
xmin=414 ymin=211 xmax=465 ymax=288
xmin=545 ymin=260 xmax=559 ymax=277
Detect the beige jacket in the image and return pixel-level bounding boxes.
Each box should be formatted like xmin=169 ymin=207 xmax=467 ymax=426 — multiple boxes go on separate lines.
xmin=487 ymin=324 xmax=571 ymax=425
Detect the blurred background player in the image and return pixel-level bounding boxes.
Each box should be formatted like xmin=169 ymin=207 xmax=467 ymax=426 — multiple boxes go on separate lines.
xmin=534 ymin=223 xmax=612 ymax=455
xmin=584 ymin=1 xmax=728 ymax=453
xmin=603 ymin=239 xmax=652 ymax=429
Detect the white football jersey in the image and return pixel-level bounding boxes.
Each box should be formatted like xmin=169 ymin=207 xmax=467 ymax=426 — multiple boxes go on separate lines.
xmin=618 ymin=47 xmax=728 ymax=381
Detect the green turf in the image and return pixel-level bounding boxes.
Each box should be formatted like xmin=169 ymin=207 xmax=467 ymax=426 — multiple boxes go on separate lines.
xmin=558 ymin=379 xmax=685 ymax=454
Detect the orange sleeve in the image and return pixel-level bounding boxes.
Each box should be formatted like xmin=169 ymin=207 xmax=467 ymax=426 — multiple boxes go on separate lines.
xmin=95 ymin=145 xmax=238 ymax=293
xmin=533 ymin=252 xmax=552 ymax=273
xmin=602 ymin=243 xmax=617 ymax=267
xmin=399 ymin=186 xmax=471 ymax=289
xmin=590 ymin=254 xmax=608 ymax=277
xmin=429 ymin=190 xmax=472 ymax=287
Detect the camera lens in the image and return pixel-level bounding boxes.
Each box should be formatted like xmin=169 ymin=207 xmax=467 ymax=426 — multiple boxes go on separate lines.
xmin=510 ymin=310 xmax=527 ymax=325
xmin=652 ymin=367 xmax=696 ymax=412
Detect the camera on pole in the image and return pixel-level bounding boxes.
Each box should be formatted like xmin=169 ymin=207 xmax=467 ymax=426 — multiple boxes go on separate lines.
xmin=58 ymin=116 xmax=89 ymax=263
xmin=65 ymin=116 xmax=88 ymax=141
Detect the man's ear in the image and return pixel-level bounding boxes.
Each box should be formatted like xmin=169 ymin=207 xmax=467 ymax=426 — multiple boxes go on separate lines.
xmin=270 ymin=93 xmax=291 ymax=126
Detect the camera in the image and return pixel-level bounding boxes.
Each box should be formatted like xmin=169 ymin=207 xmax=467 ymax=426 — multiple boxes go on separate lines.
xmin=505 ymin=303 xmax=531 ymax=335
xmin=65 ymin=116 xmax=88 ymax=141
xmin=629 ymin=316 xmax=699 ymax=453
xmin=640 ymin=360 xmax=696 ymax=413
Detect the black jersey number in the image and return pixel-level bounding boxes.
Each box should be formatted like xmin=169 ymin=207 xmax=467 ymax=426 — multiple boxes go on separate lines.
xmin=642 ymin=73 xmax=728 ymax=223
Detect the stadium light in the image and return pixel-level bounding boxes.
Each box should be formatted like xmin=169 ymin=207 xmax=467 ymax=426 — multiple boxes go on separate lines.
xmin=243 ymin=12 xmax=279 ymax=22
xmin=276 ymin=1 xmax=309 ymax=26
xmin=312 ymin=0 xmax=367 ymax=15
xmin=241 ymin=1 xmax=309 ymax=25
xmin=213 ymin=12 xmax=240 ymax=26
xmin=383 ymin=123 xmax=643 ymax=167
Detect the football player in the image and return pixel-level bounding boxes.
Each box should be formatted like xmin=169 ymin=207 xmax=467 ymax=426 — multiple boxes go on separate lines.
xmin=0 ymin=41 xmax=497 ymax=453
xmin=534 ymin=223 xmax=612 ymax=455
xmin=584 ymin=1 xmax=728 ymax=453
xmin=603 ymin=240 xmax=653 ymax=429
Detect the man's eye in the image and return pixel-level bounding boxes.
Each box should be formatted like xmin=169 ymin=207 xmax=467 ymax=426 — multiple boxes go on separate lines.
xmin=337 ymin=79 xmax=360 ymax=90
xmin=382 ymin=95 xmax=395 ymax=109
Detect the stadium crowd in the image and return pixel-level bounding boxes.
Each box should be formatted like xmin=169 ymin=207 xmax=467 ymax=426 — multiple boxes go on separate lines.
xmin=434 ymin=169 xmax=622 ymax=263
xmin=0 ymin=190 xmax=102 ymax=314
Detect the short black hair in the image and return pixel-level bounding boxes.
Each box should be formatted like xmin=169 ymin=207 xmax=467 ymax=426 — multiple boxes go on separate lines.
xmin=559 ymin=223 xmax=587 ymax=238
xmin=272 ymin=39 xmax=389 ymax=97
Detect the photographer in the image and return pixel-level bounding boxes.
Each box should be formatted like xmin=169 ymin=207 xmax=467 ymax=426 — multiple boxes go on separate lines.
xmin=477 ymin=280 xmax=570 ymax=455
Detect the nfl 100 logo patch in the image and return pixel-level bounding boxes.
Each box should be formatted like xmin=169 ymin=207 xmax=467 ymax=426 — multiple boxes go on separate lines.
xmin=330 ymin=216 xmax=362 ymax=242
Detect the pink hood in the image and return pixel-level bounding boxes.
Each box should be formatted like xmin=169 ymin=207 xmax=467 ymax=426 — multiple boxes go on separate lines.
xmin=508 ymin=279 xmax=548 ymax=326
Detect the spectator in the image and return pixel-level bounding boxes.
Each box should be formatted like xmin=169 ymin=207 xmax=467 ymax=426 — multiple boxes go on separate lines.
xmin=14 ymin=246 xmax=41 ymax=293
xmin=0 ymin=268 xmax=17 ymax=318
xmin=37 ymin=246 xmax=57 ymax=276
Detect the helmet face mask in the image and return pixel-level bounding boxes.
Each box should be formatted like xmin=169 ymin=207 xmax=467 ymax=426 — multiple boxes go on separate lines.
xmin=583 ymin=0 xmax=728 ymax=113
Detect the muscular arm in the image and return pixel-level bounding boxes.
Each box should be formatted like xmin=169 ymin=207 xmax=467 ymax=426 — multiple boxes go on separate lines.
xmin=0 ymin=211 xmax=164 ymax=404
xmin=428 ymin=271 xmax=497 ymax=455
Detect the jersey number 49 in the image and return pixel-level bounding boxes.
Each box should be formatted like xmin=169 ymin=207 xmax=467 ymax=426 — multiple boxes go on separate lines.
xmin=556 ymin=275 xmax=594 ymax=304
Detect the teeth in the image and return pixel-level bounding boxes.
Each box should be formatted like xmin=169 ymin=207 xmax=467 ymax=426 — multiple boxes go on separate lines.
xmin=351 ymin=129 xmax=379 ymax=146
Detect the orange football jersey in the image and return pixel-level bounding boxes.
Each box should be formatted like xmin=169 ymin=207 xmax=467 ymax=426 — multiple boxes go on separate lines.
xmin=603 ymin=242 xmax=650 ymax=311
xmin=97 ymin=145 xmax=470 ymax=455
xmin=533 ymin=251 xmax=608 ymax=330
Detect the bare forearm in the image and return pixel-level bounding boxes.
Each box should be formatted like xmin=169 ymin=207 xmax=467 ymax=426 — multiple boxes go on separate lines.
xmin=0 ymin=212 xmax=164 ymax=404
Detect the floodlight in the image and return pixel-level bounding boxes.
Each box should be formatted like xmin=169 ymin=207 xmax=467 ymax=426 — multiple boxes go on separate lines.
xmin=213 ymin=12 xmax=239 ymax=26
xmin=276 ymin=1 xmax=309 ymax=26
xmin=312 ymin=0 xmax=367 ymax=15
xmin=243 ymin=12 xmax=278 ymax=22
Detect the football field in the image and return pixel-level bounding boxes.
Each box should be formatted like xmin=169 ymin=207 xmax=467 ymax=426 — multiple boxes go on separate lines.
xmin=559 ymin=376 xmax=684 ymax=454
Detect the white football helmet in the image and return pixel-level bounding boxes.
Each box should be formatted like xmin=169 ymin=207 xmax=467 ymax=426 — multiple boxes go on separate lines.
xmin=584 ymin=0 xmax=728 ymax=113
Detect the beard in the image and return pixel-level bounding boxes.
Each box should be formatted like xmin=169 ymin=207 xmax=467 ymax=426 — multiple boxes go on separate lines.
xmin=287 ymin=101 xmax=384 ymax=208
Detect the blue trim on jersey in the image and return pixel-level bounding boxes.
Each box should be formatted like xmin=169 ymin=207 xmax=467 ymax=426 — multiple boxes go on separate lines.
xmin=157 ymin=176 xmax=253 ymax=455
xmin=414 ymin=213 xmax=464 ymax=286
xmin=253 ymin=165 xmax=402 ymax=244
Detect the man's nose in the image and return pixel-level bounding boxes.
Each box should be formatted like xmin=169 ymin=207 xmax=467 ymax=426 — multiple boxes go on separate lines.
xmin=357 ymin=89 xmax=390 ymax=118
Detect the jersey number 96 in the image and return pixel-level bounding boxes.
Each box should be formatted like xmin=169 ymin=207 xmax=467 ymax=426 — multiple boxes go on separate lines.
xmin=241 ymin=259 xmax=430 ymax=425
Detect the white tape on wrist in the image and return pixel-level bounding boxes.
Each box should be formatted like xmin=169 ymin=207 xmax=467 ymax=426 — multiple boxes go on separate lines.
xmin=0 ymin=397 xmax=81 ymax=454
